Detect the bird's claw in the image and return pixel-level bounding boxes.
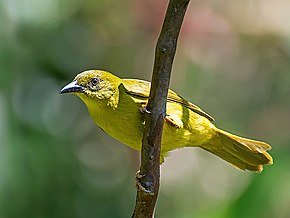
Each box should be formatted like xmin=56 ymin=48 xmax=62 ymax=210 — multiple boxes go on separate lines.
xmin=135 ymin=170 xmax=153 ymax=195
xmin=135 ymin=170 xmax=146 ymax=179
xmin=139 ymin=106 xmax=151 ymax=114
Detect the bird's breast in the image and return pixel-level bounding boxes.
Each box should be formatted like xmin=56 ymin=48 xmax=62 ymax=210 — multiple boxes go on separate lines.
xmin=87 ymin=101 xmax=145 ymax=151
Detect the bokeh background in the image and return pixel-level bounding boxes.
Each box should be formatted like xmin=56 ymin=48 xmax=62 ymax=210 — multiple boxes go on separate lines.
xmin=1 ymin=0 xmax=289 ymax=217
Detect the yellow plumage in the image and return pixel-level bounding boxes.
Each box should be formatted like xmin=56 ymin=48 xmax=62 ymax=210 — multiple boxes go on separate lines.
xmin=60 ymin=70 xmax=273 ymax=172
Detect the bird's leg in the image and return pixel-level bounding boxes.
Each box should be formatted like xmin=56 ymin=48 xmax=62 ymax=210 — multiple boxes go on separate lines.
xmin=139 ymin=102 xmax=151 ymax=114
xmin=135 ymin=170 xmax=146 ymax=191
xmin=165 ymin=116 xmax=178 ymax=127
xmin=135 ymin=170 xmax=153 ymax=194
xmin=165 ymin=115 xmax=182 ymax=128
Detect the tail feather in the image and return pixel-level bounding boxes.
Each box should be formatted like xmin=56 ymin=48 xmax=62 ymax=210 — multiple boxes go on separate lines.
xmin=201 ymin=129 xmax=273 ymax=172
xmin=218 ymin=129 xmax=271 ymax=153
xmin=202 ymin=146 xmax=263 ymax=172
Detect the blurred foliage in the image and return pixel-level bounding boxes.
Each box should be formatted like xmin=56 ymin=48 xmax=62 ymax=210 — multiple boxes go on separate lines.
xmin=0 ymin=0 xmax=290 ymax=217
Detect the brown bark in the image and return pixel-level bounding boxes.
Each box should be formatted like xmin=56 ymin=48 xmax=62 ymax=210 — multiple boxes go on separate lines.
xmin=132 ymin=0 xmax=190 ymax=217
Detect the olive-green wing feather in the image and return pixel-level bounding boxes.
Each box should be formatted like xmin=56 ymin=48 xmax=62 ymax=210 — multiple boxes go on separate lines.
xmin=122 ymin=79 xmax=214 ymax=122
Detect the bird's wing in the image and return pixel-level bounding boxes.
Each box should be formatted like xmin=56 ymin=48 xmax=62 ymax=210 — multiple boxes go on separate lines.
xmin=122 ymin=79 xmax=214 ymax=122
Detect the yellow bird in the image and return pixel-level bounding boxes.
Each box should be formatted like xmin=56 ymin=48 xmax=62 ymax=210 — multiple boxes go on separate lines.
xmin=60 ymin=70 xmax=273 ymax=172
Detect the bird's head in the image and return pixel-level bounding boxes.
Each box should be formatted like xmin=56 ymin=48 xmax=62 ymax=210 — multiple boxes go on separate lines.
xmin=60 ymin=70 xmax=122 ymax=102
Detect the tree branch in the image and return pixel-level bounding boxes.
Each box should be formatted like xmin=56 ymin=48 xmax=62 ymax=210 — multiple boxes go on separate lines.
xmin=132 ymin=0 xmax=190 ymax=217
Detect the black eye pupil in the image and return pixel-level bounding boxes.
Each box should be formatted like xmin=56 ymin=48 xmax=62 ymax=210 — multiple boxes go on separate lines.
xmin=91 ymin=78 xmax=99 ymax=85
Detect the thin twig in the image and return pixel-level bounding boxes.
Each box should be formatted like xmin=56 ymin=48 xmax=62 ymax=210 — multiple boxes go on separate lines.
xmin=132 ymin=0 xmax=190 ymax=217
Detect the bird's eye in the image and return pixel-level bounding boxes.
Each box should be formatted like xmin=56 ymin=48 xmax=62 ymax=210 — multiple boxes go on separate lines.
xmin=91 ymin=78 xmax=99 ymax=86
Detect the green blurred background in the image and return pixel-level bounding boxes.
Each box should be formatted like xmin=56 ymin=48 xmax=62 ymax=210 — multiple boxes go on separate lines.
xmin=0 ymin=0 xmax=289 ymax=217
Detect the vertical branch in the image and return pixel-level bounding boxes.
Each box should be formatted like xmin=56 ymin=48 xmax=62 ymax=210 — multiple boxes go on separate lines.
xmin=132 ymin=0 xmax=190 ymax=217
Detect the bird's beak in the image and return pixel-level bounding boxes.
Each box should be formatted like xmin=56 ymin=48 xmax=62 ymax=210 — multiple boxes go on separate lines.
xmin=60 ymin=81 xmax=85 ymax=94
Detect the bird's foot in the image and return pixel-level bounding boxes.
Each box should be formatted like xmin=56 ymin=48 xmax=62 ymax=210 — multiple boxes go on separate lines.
xmin=165 ymin=115 xmax=182 ymax=128
xmin=139 ymin=102 xmax=151 ymax=114
xmin=135 ymin=170 xmax=153 ymax=195
xmin=139 ymin=105 xmax=151 ymax=114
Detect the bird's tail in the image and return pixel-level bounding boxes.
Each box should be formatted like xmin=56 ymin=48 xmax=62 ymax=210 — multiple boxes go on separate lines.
xmin=201 ymin=129 xmax=273 ymax=172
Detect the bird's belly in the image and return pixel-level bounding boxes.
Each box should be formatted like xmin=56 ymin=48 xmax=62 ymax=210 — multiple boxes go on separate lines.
xmin=94 ymin=113 xmax=192 ymax=153
xmin=107 ymin=122 xmax=144 ymax=151
xmin=105 ymin=123 xmax=192 ymax=153
xmin=89 ymin=105 xmax=214 ymax=154
xmin=91 ymin=109 xmax=144 ymax=151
